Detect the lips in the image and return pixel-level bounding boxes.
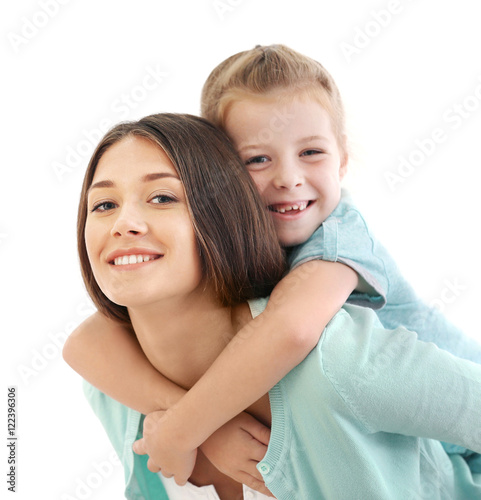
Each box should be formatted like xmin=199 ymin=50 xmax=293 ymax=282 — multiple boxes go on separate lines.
xmin=112 ymin=254 xmax=161 ymax=266
xmin=106 ymin=248 xmax=163 ymax=266
xmin=268 ymin=200 xmax=312 ymax=214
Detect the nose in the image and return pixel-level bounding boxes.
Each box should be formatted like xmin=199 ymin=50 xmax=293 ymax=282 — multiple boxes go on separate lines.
xmin=272 ymin=160 xmax=303 ymax=190
xmin=110 ymin=203 xmax=148 ymax=238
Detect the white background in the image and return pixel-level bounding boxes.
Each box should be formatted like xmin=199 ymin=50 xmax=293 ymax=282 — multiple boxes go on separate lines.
xmin=2 ymin=1 xmax=481 ymax=498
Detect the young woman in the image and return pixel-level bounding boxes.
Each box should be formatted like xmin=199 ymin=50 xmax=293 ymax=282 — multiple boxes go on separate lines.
xmin=69 ymin=113 xmax=481 ymax=499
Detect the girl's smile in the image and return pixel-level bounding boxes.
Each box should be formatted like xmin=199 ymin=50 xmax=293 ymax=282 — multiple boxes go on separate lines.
xmin=225 ymin=93 xmax=347 ymax=247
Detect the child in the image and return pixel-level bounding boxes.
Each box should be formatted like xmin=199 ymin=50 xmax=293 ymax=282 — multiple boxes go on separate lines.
xmin=64 ymin=44 xmax=481 ymax=489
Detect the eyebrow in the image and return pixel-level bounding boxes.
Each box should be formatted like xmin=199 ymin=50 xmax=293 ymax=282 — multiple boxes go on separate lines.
xmin=297 ymin=135 xmax=330 ymax=144
xmin=88 ymin=172 xmax=180 ymax=194
xmin=238 ymin=135 xmax=330 ymax=153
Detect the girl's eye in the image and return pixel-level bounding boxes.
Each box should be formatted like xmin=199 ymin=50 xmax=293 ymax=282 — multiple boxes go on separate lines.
xmin=151 ymin=194 xmax=175 ymax=204
xmin=91 ymin=201 xmax=116 ymax=213
xmin=245 ymin=156 xmax=270 ymax=168
xmin=301 ymin=149 xmax=323 ymax=157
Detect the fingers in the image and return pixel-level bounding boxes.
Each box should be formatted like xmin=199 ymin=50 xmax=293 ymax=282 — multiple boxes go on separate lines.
xmin=235 ymin=470 xmax=274 ymax=497
xmin=145 ymin=458 xmax=189 ymax=487
xmin=246 ymin=459 xmax=266 ymax=483
xmin=142 ymin=410 xmax=164 ymax=434
xmin=239 ymin=430 xmax=268 ymax=463
xmin=255 ymin=424 xmax=271 ymax=446
xmin=251 ymin=439 xmax=269 ymax=463
xmin=146 ymin=457 xmax=161 ymax=473
xmin=173 ymin=475 xmax=188 ymax=486
xmin=241 ymin=414 xmax=271 ymax=446
xmin=132 ymin=438 xmax=146 ymax=455
xmin=159 ymin=469 xmax=188 ymax=486
xmin=145 ymin=460 xmax=180 ymax=485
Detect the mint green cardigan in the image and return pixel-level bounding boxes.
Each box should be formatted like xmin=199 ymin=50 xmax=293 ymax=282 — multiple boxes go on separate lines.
xmin=84 ymin=299 xmax=481 ymax=499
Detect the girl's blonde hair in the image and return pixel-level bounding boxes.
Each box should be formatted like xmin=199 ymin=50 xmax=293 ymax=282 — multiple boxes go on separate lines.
xmin=201 ymin=44 xmax=347 ymax=155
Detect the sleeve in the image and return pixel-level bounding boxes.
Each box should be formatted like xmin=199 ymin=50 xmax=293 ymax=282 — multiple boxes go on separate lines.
xmin=83 ymin=380 xmax=138 ymax=462
xmin=82 ymin=381 xmax=167 ymax=499
xmin=377 ymin=297 xmax=481 ymax=365
xmin=287 ymin=194 xmax=388 ymax=310
xmin=321 ymin=305 xmax=481 ymax=453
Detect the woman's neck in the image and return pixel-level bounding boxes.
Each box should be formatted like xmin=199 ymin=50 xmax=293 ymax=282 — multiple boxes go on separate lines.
xmin=128 ymin=293 xmax=250 ymax=389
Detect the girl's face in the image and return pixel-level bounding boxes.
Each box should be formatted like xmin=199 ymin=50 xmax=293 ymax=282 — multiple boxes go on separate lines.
xmin=225 ymin=95 xmax=347 ymax=247
xmin=85 ymin=136 xmax=204 ymax=310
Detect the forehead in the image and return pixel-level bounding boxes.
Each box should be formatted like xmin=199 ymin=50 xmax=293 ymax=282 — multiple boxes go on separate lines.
xmin=92 ymin=136 xmax=176 ymax=183
xmin=225 ymin=93 xmax=336 ymax=142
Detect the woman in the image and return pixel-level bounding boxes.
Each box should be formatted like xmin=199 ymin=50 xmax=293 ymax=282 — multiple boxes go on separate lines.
xmin=73 ymin=113 xmax=481 ymax=499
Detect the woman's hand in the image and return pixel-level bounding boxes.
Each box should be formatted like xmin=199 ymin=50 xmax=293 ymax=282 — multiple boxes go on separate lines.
xmin=200 ymin=412 xmax=274 ymax=497
xmin=133 ymin=409 xmax=197 ymax=486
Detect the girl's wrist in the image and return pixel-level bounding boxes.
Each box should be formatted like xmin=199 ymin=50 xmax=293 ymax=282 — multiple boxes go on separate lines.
xmin=161 ymin=404 xmax=205 ymax=450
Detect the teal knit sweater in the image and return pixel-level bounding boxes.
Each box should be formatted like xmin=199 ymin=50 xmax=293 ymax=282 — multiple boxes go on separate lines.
xmin=84 ymin=299 xmax=481 ymax=499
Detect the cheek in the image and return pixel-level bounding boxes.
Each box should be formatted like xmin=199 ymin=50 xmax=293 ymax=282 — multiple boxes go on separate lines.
xmin=187 ymin=234 xmax=203 ymax=278
xmin=248 ymin=171 xmax=269 ymax=198
xmin=310 ymin=170 xmax=341 ymax=193
xmin=84 ymin=225 xmax=96 ymax=262
xmin=84 ymin=221 xmax=107 ymax=279
xmin=84 ymin=221 xmax=100 ymax=257
xmin=169 ymin=220 xmax=203 ymax=278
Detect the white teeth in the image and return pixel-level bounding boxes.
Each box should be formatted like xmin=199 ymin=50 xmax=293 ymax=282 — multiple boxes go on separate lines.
xmin=272 ymin=202 xmax=308 ymax=213
xmin=113 ymin=254 xmax=157 ymax=266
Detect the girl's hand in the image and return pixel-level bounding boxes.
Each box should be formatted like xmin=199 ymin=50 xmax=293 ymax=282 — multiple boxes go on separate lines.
xmin=133 ymin=409 xmax=197 ymax=486
xmin=200 ymin=412 xmax=274 ymax=497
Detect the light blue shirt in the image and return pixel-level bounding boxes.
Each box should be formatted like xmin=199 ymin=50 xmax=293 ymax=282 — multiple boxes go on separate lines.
xmin=288 ymin=190 xmax=481 ymax=364
xmin=84 ymin=298 xmax=481 ymax=499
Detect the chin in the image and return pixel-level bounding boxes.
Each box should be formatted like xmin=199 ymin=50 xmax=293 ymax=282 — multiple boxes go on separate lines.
xmin=280 ymin=236 xmax=308 ymax=248
xmin=101 ymin=288 xmax=138 ymax=308
xmin=279 ymin=227 xmax=307 ymax=246
xmin=104 ymin=294 xmax=130 ymax=308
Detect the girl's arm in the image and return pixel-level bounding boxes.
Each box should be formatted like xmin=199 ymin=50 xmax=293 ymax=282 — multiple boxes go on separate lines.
xmin=177 ymin=260 xmax=358 ymax=443
xmin=63 ymin=312 xmax=186 ymax=414
xmin=63 ymin=311 xmax=186 ymax=413
xmin=136 ymin=259 xmax=358 ymax=481
xmin=63 ymin=312 xmax=273 ymax=495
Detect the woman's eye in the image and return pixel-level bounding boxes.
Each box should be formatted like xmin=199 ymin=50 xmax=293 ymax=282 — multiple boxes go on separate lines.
xmin=91 ymin=201 xmax=116 ymax=213
xmin=151 ymin=194 xmax=175 ymax=204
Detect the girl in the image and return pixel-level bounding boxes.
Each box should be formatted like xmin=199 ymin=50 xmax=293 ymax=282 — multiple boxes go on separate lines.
xmin=64 ymin=45 xmax=481 ymax=489
xmin=75 ymin=113 xmax=481 ymax=499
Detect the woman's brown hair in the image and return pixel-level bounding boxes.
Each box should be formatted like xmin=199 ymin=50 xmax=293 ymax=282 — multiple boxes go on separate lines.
xmin=77 ymin=113 xmax=286 ymax=325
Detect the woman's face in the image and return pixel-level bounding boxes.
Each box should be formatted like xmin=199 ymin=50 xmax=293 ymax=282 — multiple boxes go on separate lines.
xmin=85 ymin=136 xmax=203 ymax=310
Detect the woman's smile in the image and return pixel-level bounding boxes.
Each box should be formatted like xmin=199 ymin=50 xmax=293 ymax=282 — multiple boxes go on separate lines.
xmin=107 ymin=247 xmax=164 ymax=268
xmin=112 ymin=254 xmax=161 ymax=266
xmin=85 ymin=136 xmax=204 ymax=309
